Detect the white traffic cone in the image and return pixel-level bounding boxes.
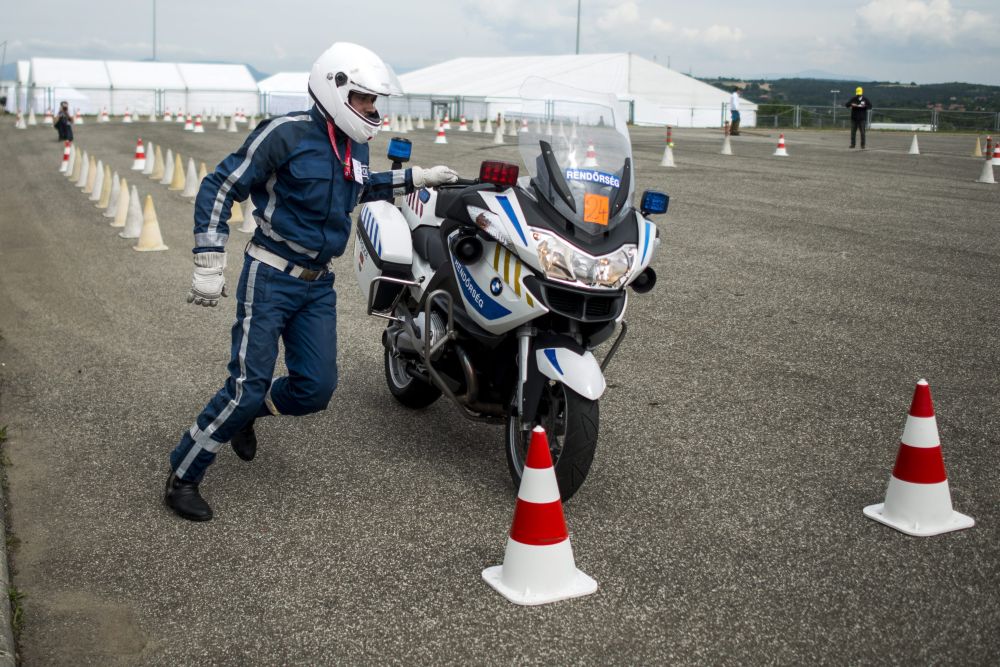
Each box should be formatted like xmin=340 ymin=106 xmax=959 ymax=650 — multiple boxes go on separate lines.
xmin=660 ymin=144 xmax=675 ymax=168
xmin=59 ymin=141 xmax=72 ymax=173
xmin=773 ymin=134 xmax=789 ymax=157
xmin=159 ymin=149 xmax=175 ymax=186
xmin=133 ymin=195 xmax=168 ymax=251
xmin=119 ymin=185 xmax=144 ymax=238
xmin=75 ymin=151 xmax=90 ymax=187
xmin=482 ymin=426 xmax=598 ymax=605
xmin=416 ymin=116 xmax=425 ymax=130
xmin=583 ymin=143 xmax=598 ymax=167
xmin=228 ymin=115 xmax=238 ymax=133
xmin=66 ymin=145 xmax=79 ymax=179
xmin=484 ymin=118 xmax=492 ymax=134
xmin=181 ymin=158 xmax=199 ymax=198
xmin=508 ymin=120 xmax=518 ymax=138
xmin=89 ymin=160 xmax=105 ymax=201
xmin=908 ymin=134 xmax=920 ymax=155
xmin=110 ymin=177 xmax=129 ymax=226
xmin=248 ymin=115 xmax=258 ymax=131
xmin=168 ymin=153 xmax=186 ymax=191
xmin=132 ymin=138 xmax=146 ymax=170
xmin=435 ymin=124 xmax=448 ymax=144
xmin=218 ymin=115 xmax=227 ymax=130
xmin=83 ymin=155 xmax=98 ymax=193
xmin=183 ymin=114 xmax=194 ymax=131
xmin=193 ymin=115 xmax=205 ymax=133
xmin=472 ymin=117 xmax=482 ymax=133
xmin=142 ymin=141 xmax=156 ymax=175
xmin=721 ymin=135 xmax=733 ymax=156
xmin=14 ymin=113 xmax=26 ymax=129
xmin=493 ymin=125 xmax=504 ymax=145
xmin=150 ymin=146 xmax=165 ymax=180
xmin=147 ymin=111 xmax=157 ymax=122
xmin=863 ymin=379 xmax=974 ymax=536
xmin=976 ymin=155 xmax=996 ymax=184
xmin=123 ymin=108 xmax=133 ymax=123
xmin=28 ymin=109 xmax=37 ymax=126
xmin=96 ymin=164 xmax=112 ymax=208
xmin=104 ymin=173 xmax=121 ymax=218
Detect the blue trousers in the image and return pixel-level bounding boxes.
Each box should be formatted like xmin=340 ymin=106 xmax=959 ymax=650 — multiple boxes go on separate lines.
xmin=170 ymin=258 xmax=337 ymax=482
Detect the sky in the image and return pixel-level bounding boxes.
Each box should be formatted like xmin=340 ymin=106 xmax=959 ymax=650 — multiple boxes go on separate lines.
xmin=2 ymin=0 xmax=999 ymax=85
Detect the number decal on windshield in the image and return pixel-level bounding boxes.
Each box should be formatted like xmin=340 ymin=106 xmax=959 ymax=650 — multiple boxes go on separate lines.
xmin=583 ymin=193 xmax=609 ymax=225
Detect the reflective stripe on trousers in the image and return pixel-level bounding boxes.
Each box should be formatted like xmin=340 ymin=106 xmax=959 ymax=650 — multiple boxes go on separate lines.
xmin=170 ymin=258 xmax=337 ymax=482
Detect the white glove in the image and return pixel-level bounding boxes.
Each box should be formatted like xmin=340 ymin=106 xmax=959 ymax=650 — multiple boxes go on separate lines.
xmin=187 ymin=252 xmax=228 ymax=307
xmin=412 ymin=165 xmax=459 ymax=188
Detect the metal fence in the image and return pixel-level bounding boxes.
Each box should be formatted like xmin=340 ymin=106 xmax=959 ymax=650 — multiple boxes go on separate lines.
xmin=754 ymin=104 xmax=1000 ymax=132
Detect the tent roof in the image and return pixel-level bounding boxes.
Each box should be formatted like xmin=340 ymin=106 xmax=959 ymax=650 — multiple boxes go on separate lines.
xmin=176 ymin=63 xmax=257 ymax=91
xmin=257 ymin=72 xmax=309 ymax=93
xmin=105 ymin=60 xmax=186 ymax=90
xmin=30 ymin=57 xmax=110 ymax=88
xmin=398 ymin=53 xmax=755 ymax=109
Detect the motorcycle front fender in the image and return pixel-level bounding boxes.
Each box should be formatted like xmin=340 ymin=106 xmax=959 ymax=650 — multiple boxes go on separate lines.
xmin=534 ymin=347 xmax=606 ymax=400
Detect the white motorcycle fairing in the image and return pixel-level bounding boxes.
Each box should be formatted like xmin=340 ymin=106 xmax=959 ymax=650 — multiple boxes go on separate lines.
xmin=535 ymin=347 xmax=607 ymax=401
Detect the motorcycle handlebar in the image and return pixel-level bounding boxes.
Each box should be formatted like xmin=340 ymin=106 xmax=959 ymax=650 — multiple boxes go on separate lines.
xmin=453 ymin=177 xmax=478 ymax=186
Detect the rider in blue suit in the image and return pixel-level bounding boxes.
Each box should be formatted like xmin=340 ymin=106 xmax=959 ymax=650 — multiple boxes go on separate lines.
xmin=165 ymin=42 xmax=458 ymax=521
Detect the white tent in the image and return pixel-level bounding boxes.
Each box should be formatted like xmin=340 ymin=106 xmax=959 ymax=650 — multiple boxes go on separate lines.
xmin=24 ymin=57 xmax=259 ymax=116
xmin=397 ymin=53 xmax=756 ymax=128
xmin=258 ymin=72 xmax=310 ymax=116
xmin=105 ymin=60 xmax=185 ymax=115
xmin=176 ymin=63 xmax=258 ymax=117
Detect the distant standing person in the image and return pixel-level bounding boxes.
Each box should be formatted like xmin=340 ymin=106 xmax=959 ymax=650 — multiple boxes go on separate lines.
xmin=845 ymin=86 xmax=872 ymax=149
xmin=729 ymin=87 xmax=741 ymax=135
xmin=54 ymin=101 xmax=74 ymax=142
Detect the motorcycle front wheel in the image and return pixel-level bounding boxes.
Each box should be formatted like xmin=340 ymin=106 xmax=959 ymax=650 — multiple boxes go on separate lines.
xmin=384 ymin=344 xmax=442 ymax=409
xmin=505 ymin=382 xmax=599 ymax=502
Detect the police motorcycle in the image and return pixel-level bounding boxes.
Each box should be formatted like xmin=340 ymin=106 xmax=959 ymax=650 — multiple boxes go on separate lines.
xmin=354 ymin=80 xmax=668 ymax=500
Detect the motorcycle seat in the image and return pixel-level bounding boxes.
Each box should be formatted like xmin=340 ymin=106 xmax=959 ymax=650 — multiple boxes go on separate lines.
xmin=412 ymin=225 xmax=449 ymax=271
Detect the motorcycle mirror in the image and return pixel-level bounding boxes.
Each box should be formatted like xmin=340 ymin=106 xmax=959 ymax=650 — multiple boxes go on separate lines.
xmin=387 ymin=137 xmax=412 ymax=164
xmin=640 ymin=190 xmax=669 ymax=216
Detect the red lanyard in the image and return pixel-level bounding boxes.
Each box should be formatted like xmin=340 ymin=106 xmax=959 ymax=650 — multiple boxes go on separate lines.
xmin=326 ymin=120 xmax=353 ymax=181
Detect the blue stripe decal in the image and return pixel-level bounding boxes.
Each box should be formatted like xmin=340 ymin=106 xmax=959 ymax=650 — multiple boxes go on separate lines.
xmin=641 ymin=221 xmax=652 ymax=264
xmin=543 ymin=348 xmax=564 ymax=375
xmin=361 ymin=208 xmax=382 ymax=256
xmin=451 ymin=256 xmax=511 ymax=320
xmin=495 ymin=195 xmax=527 ymax=246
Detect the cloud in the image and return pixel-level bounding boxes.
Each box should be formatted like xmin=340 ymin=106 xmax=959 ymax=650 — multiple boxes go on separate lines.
xmin=680 ymin=24 xmax=744 ymax=45
xmin=856 ymin=0 xmax=987 ymax=43
xmin=596 ymin=1 xmax=640 ymax=30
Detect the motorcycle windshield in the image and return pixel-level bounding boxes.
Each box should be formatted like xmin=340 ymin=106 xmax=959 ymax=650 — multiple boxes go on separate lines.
xmin=517 ymin=78 xmax=635 ymax=235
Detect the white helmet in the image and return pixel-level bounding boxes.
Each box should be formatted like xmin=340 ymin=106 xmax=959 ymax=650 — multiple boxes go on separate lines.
xmin=308 ymin=42 xmax=403 ymax=143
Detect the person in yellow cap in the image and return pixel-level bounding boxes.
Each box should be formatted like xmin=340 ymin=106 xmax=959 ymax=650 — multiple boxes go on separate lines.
xmin=845 ymin=86 xmax=873 ymax=149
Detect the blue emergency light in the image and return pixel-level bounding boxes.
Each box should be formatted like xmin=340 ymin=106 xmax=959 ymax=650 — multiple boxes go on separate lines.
xmin=387 ymin=137 xmax=412 ymax=163
xmin=640 ymin=190 xmax=669 ymax=216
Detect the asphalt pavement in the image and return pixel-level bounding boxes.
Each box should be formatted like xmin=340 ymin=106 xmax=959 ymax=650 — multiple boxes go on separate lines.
xmin=0 ymin=118 xmax=997 ymax=665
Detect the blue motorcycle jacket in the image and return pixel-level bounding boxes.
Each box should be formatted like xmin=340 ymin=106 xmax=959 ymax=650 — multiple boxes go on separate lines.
xmin=193 ymin=105 xmax=413 ymax=270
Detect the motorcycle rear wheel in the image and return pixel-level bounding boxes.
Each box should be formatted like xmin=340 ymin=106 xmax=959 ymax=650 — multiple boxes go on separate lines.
xmin=505 ymin=382 xmax=599 ymax=502
xmin=384 ymin=345 xmax=442 ymax=409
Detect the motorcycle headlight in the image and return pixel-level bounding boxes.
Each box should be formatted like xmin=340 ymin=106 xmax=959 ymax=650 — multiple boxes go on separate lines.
xmin=466 ymin=206 xmax=514 ymax=250
xmin=533 ymin=231 xmax=636 ymax=288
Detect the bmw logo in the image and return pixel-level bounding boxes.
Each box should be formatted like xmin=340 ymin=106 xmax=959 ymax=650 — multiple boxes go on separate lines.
xmin=490 ymin=278 xmax=503 ymax=296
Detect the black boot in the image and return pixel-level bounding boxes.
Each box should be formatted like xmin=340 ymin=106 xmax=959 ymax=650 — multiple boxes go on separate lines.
xmin=231 ymin=419 xmax=257 ymax=462
xmin=164 ymin=472 xmax=213 ymax=521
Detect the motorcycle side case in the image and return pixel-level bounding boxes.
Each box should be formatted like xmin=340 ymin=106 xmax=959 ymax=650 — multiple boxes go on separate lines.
xmin=354 ymin=201 xmax=413 ymax=311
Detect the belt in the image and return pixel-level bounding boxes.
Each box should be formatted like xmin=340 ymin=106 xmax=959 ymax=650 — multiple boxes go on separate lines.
xmin=246 ymin=242 xmax=330 ymax=282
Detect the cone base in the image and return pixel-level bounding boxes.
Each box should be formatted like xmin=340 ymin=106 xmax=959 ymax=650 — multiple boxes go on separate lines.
xmin=482 ymin=564 xmax=597 ymax=606
xmin=774 ymin=149 xmax=789 ymax=157
xmin=863 ymin=503 xmax=974 ymax=537
xmin=133 ymin=244 xmax=168 ymax=252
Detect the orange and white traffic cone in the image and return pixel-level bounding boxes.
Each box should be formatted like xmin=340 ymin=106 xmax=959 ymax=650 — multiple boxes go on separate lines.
xmin=74 ymin=109 xmax=84 ymax=124
xmin=44 ymin=109 xmax=54 ymax=124
xmin=14 ymin=112 xmax=26 ymax=129
xmin=660 ymin=127 xmax=676 ymax=167
xmin=59 ymin=141 xmax=72 ymax=173
xmin=443 ymin=114 xmax=451 ymax=130
xmin=132 ymin=138 xmax=146 ymax=170
xmin=435 ymin=123 xmax=448 ymax=144
xmin=984 ymin=136 xmax=992 ymax=158
xmin=863 ymin=379 xmax=974 ymax=536
xmin=123 ymin=108 xmax=133 ymax=123
xmin=163 ymin=109 xmax=173 ymax=122
xmin=382 ymin=116 xmax=391 ymax=131
xmin=520 ymin=118 xmax=529 ymax=133
xmin=773 ymin=133 xmax=789 ymax=157
xmin=183 ymin=114 xmax=194 ymax=131
xmin=100 ymin=108 xmax=110 ymax=122
xmin=193 ymin=115 xmax=205 ymax=133
xmin=583 ymin=142 xmax=598 ymax=167
xmin=459 ymin=115 xmax=468 ymax=131
xmin=992 ymin=143 xmax=1000 ymax=167
xmin=482 ymin=426 xmax=598 ymax=605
